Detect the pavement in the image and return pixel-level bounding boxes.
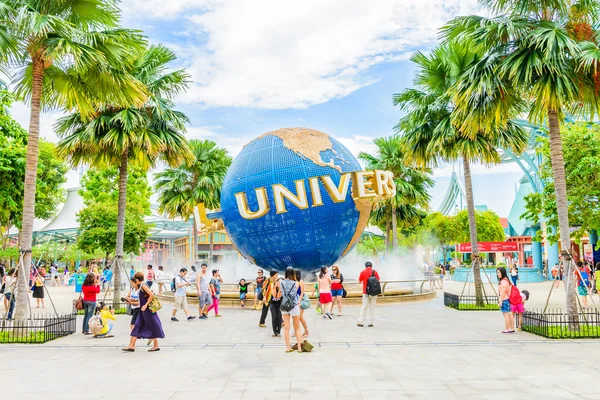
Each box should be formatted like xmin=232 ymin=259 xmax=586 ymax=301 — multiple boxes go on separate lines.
xmin=2 ymin=280 xmax=600 ymax=399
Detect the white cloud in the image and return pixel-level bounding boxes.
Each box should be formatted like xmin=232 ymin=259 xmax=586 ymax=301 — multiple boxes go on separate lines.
xmin=122 ymin=0 xmax=479 ymax=109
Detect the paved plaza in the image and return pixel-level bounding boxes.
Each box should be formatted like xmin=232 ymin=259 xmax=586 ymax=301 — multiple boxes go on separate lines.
xmin=3 ymin=281 xmax=600 ymax=399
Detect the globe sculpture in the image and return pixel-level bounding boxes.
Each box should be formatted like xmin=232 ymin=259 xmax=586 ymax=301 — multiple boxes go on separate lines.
xmin=219 ymin=128 xmax=376 ymax=271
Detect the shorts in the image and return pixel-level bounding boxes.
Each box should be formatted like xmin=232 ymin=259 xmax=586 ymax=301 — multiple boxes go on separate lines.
xmin=239 ymin=292 xmax=247 ymax=300
xmin=500 ymin=299 xmax=511 ymax=313
xmin=331 ymin=289 xmax=343 ymax=297
xmin=130 ymin=308 xmax=140 ymax=325
xmin=255 ymin=287 xmax=262 ymax=295
xmin=319 ymin=293 xmax=332 ymax=304
xmin=578 ymin=286 xmax=589 ymax=296
xmin=199 ymin=292 xmax=213 ymax=307
xmin=282 ymin=305 xmax=300 ymax=317
xmin=174 ymin=295 xmax=188 ymax=310
xmin=510 ymin=303 xmax=525 ymax=314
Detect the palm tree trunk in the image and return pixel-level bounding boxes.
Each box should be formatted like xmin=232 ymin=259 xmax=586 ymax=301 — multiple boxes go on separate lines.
xmin=385 ymin=219 xmax=390 ymax=252
xmin=463 ymin=157 xmax=484 ymax=305
xmin=548 ymin=109 xmax=576 ymax=320
xmin=391 ymin=204 xmax=398 ymax=253
xmin=15 ymin=58 xmax=44 ymax=321
xmin=113 ymin=149 xmax=129 ymax=308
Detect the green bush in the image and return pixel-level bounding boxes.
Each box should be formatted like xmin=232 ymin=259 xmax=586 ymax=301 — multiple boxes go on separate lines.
xmin=0 ymin=331 xmax=53 ymax=343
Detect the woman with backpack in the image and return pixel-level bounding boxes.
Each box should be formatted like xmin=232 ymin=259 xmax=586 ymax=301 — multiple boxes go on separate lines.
xmin=295 ymin=268 xmax=309 ymax=338
xmin=123 ymin=272 xmax=164 ymax=352
xmin=278 ymin=267 xmax=302 ymax=353
xmin=318 ymin=266 xmax=333 ymax=319
xmin=496 ymin=267 xmax=515 ymax=334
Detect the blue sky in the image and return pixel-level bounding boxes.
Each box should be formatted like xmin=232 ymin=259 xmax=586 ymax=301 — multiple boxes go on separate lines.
xmin=11 ymin=0 xmax=524 ymax=216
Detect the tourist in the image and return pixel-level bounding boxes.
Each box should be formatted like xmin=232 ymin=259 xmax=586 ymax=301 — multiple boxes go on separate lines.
xmin=358 ymin=261 xmax=380 ymax=327
xmin=101 ymin=266 xmax=113 ymax=290
xmin=196 ymin=263 xmax=212 ymax=319
xmin=269 ymin=270 xmax=283 ymax=337
xmin=171 ymin=268 xmax=195 ymax=322
xmin=125 ymin=279 xmax=141 ymax=330
xmin=496 ymin=267 xmax=514 ymax=334
xmin=510 ymin=265 xmax=519 ymax=286
xmin=575 ymin=262 xmax=591 ymax=309
xmin=63 ymin=266 xmax=70 ymax=287
xmin=239 ymin=278 xmax=248 ymax=307
xmin=295 ymin=268 xmax=309 ymax=337
xmin=129 ymin=266 xmax=135 ymax=280
xmin=512 ymin=289 xmax=529 ymax=331
xmin=278 ymin=267 xmax=302 ymax=353
xmin=253 ymin=269 xmax=266 ymax=310
xmin=155 ymin=265 xmax=166 ymax=295
xmin=3 ymin=268 xmax=17 ymax=320
xmin=438 ymin=264 xmax=445 ymax=289
xmin=32 ymin=272 xmax=45 ymax=308
xmin=311 ymin=276 xmax=321 ymax=313
xmin=81 ymin=273 xmax=100 ymax=335
xmin=445 ymin=262 xmax=451 ymax=280
xmin=258 ymin=270 xmax=276 ymax=328
xmin=207 ymin=269 xmax=222 ymax=317
xmin=330 ymin=265 xmax=344 ymax=316
xmin=122 ymin=272 xmax=164 ymax=352
xmin=94 ymin=301 xmax=116 ymax=338
xmin=91 ymin=265 xmax=100 ymax=279
xmin=188 ymin=265 xmax=197 ymax=282
xmin=145 ymin=265 xmax=155 ymax=288
xmin=0 ymin=265 xmax=6 ymax=311
xmin=318 ymin=266 xmax=332 ymax=319
xmin=50 ymin=264 xmax=60 ymax=287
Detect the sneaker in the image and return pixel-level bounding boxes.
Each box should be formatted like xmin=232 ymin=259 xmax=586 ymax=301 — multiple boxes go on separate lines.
xmin=171 ymin=317 xmax=179 ymax=322
xmin=316 ymin=308 xmax=321 ymax=313
xmin=187 ymin=316 xmax=196 ymax=321
xmin=199 ymin=315 xmax=207 ymax=320
xmin=215 ymin=314 xmax=222 ymax=317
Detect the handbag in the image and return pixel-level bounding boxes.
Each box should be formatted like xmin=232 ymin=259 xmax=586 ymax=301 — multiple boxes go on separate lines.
xmin=292 ymin=340 xmax=314 ymax=352
xmin=300 ymin=293 xmax=310 ymax=310
xmin=148 ymin=296 xmax=162 ymax=313
xmin=342 ymin=287 xmax=347 ymax=298
xmin=74 ymin=295 xmax=84 ymax=311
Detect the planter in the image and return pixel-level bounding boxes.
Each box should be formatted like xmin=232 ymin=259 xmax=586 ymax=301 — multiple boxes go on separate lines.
xmin=0 ymin=313 xmax=76 ymax=344
xmin=523 ymin=310 xmax=600 ymax=339
xmin=444 ymin=292 xmax=499 ymax=311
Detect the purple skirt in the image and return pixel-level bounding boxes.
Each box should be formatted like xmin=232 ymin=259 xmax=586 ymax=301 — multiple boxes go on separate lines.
xmin=131 ymin=296 xmax=165 ymax=339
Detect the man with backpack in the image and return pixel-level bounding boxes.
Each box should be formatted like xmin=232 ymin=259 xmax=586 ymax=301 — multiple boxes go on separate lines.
xmin=171 ymin=268 xmax=196 ymax=322
xmin=358 ymin=261 xmax=381 ymax=327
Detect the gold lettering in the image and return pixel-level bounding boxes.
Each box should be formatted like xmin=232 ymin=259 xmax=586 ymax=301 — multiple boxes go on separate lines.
xmin=321 ymin=174 xmax=351 ymax=203
xmin=235 ymin=188 xmax=270 ymax=220
xmin=308 ymin=177 xmax=324 ymax=207
xmin=352 ymin=171 xmax=376 ymax=199
xmin=375 ymin=170 xmax=391 ymax=196
xmin=273 ymin=180 xmax=309 ymax=214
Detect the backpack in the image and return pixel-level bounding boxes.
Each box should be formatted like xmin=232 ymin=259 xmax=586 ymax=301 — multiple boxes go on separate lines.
xmin=89 ymin=314 xmax=104 ymax=336
xmin=508 ymin=284 xmax=522 ymax=305
xmin=171 ymin=277 xmax=176 ymax=292
xmin=280 ymin=281 xmax=297 ymax=312
xmin=366 ymin=270 xmax=381 ymax=296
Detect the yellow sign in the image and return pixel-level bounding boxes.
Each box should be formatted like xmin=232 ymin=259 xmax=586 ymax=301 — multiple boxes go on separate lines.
xmin=234 ymin=170 xmax=395 ymax=220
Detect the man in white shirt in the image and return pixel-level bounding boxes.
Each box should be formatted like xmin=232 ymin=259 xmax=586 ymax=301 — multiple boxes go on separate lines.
xmin=171 ymin=268 xmax=196 ymax=322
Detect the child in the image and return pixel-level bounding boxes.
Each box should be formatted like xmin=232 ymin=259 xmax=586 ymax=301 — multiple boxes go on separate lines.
xmin=511 ymin=289 xmax=529 ymax=331
xmin=311 ymin=282 xmax=321 ymax=313
xmin=239 ymin=278 xmax=248 ymax=307
xmin=95 ymin=301 xmax=116 ymax=338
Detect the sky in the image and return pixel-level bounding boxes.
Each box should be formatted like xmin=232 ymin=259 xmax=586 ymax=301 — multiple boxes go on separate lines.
xmin=10 ymin=0 xmax=524 ymax=217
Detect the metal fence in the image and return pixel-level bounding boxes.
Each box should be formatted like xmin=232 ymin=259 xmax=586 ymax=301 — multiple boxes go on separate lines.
xmin=0 ymin=313 xmax=76 ymax=344
xmin=522 ymin=309 xmax=600 ymax=339
xmin=444 ymin=292 xmax=500 ymax=311
xmin=73 ymin=297 xmax=130 ymax=315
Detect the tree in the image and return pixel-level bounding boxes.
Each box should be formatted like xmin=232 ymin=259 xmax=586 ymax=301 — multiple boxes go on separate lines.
xmin=454 ymin=210 xmax=506 ymax=244
xmin=395 ymin=41 xmax=528 ymax=304
xmin=77 ymin=166 xmax=151 ymax=264
xmin=424 ymin=212 xmax=460 ymax=263
xmin=443 ymin=0 xmax=600 ymax=318
xmin=523 ymin=122 xmax=600 ymax=243
xmin=0 ymin=0 xmax=147 ymax=320
xmin=0 ymin=91 xmax=67 ymax=249
xmin=356 ymin=236 xmax=385 ymax=256
xmin=154 ymin=139 xmax=231 ymax=263
xmin=358 ymin=136 xmax=433 ymax=253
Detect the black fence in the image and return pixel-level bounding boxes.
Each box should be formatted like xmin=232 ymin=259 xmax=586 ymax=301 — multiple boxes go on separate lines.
xmin=0 ymin=313 xmax=76 ymax=344
xmin=523 ymin=309 xmax=600 ymax=339
xmin=444 ymin=292 xmax=500 ymax=311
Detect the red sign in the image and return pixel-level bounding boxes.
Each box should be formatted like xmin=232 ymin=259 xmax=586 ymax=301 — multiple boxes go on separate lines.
xmin=457 ymin=242 xmax=518 ymax=253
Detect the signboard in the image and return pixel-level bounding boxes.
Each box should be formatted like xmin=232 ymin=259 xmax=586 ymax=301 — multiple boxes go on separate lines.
xmin=457 ymin=242 xmax=518 ymax=253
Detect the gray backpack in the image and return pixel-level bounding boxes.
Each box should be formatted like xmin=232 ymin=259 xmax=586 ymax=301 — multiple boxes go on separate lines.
xmin=280 ymin=281 xmax=296 ymax=312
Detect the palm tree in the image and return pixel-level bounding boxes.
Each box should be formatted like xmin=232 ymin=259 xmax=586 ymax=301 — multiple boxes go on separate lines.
xmin=359 ymin=136 xmax=433 ymax=253
xmin=56 ymin=44 xmax=192 ymax=307
xmin=443 ymin=0 xmax=600 ymax=317
xmin=154 ymin=139 xmax=232 ymax=263
xmin=395 ymin=42 xmax=528 ymax=304
xmin=0 ymin=0 xmax=146 ymax=320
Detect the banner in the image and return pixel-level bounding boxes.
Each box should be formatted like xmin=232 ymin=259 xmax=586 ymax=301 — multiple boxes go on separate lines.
xmin=457 ymin=242 xmax=518 ymax=253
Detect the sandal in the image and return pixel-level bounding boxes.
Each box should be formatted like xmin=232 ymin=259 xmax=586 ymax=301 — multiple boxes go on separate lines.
xmin=285 ymin=349 xmax=294 ymax=353
xmin=148 ymin=348 xmax=160 ymax=352
xmin=121 ymin=348 xmax=135 ymax=352
xmin=302 ymin=331 xmax=309 ymax=337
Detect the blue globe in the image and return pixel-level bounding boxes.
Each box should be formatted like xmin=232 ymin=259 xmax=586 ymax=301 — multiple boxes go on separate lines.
xmin=220 ymin=128 xmax=371 ymax=271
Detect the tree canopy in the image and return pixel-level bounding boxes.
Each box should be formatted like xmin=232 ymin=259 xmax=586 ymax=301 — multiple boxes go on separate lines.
xmin=453 ymin=209 xmax=506 ymax=244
